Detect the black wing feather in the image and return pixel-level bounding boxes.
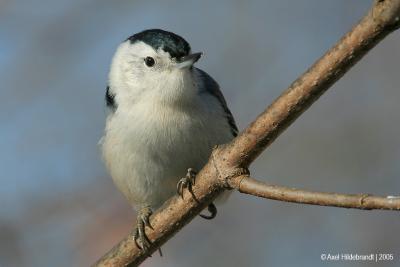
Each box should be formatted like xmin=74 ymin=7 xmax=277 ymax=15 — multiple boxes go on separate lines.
xmin=196 ymin=68 xmax=238 ymax=137
xmin=105 ymin=86 xmax=117 ymax=111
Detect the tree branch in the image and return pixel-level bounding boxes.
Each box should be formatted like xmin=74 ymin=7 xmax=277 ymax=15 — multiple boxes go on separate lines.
xmin=93 ymin=1 xmax=400 ymax=266
xmin=233 ymin=176 xmax=400 ymax=210
xmin=221 ymin=0 xmax=400 ymax=170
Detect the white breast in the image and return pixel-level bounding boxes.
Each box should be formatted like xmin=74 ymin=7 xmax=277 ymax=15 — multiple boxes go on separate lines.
xmin=101 ymin=93 xmax=233 ymax=210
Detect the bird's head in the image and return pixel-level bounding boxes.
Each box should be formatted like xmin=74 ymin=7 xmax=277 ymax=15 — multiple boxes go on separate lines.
xmin=108 ymin=29 xmax=202 ymax=107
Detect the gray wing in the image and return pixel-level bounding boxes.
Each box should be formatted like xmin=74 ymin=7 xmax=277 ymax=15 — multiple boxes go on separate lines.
xmin=196 ymin=68 xmax=238 ymax=137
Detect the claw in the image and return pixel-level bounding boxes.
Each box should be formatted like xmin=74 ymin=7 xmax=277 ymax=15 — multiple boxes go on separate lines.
xmin=177 ymin=168 xmax=197 ymax=198
xmin=199 ymin=203 xmax=217 ymax=220
xmin=142 ymin=212 xmax=153 ymax=230
xmin=158 ymin=248 xmax=163 ymax=257
xmin=134 ymin=226 xmax=151 ymax=250
xmin=133 ymin=207 xmax=153 ymax=250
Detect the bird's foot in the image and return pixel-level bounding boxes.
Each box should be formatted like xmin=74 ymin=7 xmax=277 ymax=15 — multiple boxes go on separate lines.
xmin=177 ymin=168 xmax=217 ymax=220
xmin=133 ymin=206 xmax=153 ymax=250
xmin=200 ymin=202 xmax=217 ymax=220
xmin=177 ymin=168 xmax=197 ymax=198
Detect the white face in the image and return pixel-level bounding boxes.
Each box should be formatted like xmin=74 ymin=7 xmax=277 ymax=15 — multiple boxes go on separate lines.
xmin=108 ymin=41 xmax=198 ymax=108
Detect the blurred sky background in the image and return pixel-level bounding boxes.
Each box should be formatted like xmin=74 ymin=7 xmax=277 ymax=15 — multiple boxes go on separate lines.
xmin=1 ymin=0 xmax=400 ymax=266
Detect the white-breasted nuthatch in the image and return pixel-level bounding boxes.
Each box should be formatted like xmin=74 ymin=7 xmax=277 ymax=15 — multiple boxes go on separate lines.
xmin=101 ymin=29 xmax=237 ymax=249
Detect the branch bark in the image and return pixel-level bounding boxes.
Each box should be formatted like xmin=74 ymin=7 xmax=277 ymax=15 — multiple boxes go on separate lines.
xmin=234 ymin=176 xmax=400 ymax=210
xmin=93 ymin=1 xmax=400 ymax=266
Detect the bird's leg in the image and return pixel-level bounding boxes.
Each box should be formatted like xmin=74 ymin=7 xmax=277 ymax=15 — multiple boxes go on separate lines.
xmin=133 ymin=206 xmax=153 ymax=250
xmin=177 ymin=168 xmax=218 ymax=220
xmin=177 ymin=168 xmax=197 ymax=198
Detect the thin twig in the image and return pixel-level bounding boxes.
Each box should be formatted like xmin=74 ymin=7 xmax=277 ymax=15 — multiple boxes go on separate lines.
xmin=233 ymin=176 xmax=400 ymax=210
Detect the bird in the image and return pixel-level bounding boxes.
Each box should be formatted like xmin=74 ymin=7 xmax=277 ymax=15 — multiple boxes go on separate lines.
xmin=101 ymin=29 xmax=238 ymax=250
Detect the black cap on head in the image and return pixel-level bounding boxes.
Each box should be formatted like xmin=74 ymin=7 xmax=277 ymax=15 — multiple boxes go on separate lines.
xmin=127 ymin=29 xmax=191 ymax=60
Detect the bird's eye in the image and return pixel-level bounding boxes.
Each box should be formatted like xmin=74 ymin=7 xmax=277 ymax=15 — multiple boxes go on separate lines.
xmin=144 ymin=56 xmax=155 ymax=67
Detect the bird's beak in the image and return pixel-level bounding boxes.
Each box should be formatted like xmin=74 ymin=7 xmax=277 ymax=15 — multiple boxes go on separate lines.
xmin=176 ymin=52 xmax=202 ymax=69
